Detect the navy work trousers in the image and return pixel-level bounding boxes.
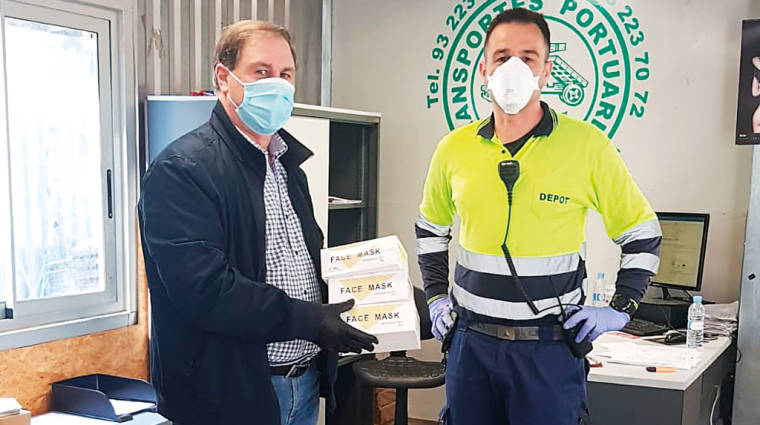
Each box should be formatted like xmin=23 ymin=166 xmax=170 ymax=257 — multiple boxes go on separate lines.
xmin=443 ymin=319 xmax=588 ymax=425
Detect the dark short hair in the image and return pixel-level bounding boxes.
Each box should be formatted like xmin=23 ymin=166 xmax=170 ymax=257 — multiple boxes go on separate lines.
xmin=485 ymin=8 xmax=551 ymax=58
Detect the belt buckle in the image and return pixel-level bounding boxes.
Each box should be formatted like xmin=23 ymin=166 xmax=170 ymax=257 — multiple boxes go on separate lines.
xmin=286 ymin=362 xmax=308 ymax=378
xmin=500 ymin=327 xmax=516 ymax=340
xmin=285 ymin=364 xmax=300 ymax=378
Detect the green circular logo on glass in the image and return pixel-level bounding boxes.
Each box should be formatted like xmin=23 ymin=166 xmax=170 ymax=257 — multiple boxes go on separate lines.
xmin=425 ymin=0 xmax=651 ymax=138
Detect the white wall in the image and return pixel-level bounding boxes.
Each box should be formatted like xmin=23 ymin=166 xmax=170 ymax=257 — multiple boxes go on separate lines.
xmin=332 ymin=0 xmax=760 ymax=420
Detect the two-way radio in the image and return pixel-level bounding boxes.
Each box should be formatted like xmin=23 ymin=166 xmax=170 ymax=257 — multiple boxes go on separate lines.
xmin=498 ymin=160 xmax=539 ymax=315
xmin=498 ymin=160 xmax=592 ymax=358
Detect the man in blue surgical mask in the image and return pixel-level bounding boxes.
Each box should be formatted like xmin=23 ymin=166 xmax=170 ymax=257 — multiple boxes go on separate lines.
xmin=139 ymin=20 xmax=377 ymax=425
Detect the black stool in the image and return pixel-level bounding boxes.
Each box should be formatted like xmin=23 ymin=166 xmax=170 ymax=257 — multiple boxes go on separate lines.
xmin=352 ymin=287 xmax=446 ymax=425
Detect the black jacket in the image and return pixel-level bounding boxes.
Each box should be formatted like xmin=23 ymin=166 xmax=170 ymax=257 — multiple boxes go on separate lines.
xmin=138 ymin=101 xmax=337 ymax=425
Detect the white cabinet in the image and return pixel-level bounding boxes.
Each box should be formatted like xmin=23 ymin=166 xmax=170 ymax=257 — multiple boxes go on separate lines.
xmin=283 ymin=116 xmax=330 ymax=238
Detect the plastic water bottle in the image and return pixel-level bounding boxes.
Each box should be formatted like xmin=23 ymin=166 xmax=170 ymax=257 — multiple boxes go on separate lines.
xmin=592 ymin=272 xmax=605 ymax=307
xmin=604 ymin=283 xmax=615 ymax=305
xmin=687 ymin=296 xmax=705 ymax=349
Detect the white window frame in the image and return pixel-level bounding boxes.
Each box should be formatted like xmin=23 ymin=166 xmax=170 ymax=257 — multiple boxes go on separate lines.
xmin=0 ymin=0 xmax=137 ymax=350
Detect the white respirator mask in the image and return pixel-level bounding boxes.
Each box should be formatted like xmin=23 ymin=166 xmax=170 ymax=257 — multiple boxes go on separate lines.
xmin=486 ymin=57 xmax=540 ymax=114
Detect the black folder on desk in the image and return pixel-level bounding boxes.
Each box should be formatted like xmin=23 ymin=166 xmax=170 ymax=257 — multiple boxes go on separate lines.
xmin=51 ymin=374 xmax=157 ymax=422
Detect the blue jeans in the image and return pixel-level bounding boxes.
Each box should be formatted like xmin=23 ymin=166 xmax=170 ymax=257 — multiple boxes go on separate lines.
xmin=270 ymin=364 xmax=321 ymax=425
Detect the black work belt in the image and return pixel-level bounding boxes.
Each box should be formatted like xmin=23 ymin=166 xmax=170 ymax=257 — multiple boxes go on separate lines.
xmin=468 ymin=323 xmax=565 ymax=341
xmin=270 ymin=360 xmax=313 ymax=378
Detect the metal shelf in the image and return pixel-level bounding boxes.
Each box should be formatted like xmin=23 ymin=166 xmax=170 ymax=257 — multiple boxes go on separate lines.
xmin=328 ymin=200 xmax=366 ymax=210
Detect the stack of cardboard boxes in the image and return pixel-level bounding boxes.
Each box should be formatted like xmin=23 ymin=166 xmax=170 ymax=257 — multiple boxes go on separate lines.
xmin=321 ymin=236 xmax=420 ymax=353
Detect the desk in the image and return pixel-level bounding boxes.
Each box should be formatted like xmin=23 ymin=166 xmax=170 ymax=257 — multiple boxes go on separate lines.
xmin=31 ymin=412 xmax=168 ymax=425
xmin=587 ymin=334 xmax=734 ymax=425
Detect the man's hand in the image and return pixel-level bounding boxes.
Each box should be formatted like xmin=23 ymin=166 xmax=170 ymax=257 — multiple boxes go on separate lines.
xmin=561 ymin=306 xmax=630 ymax=343
xmin=314 ymin=299 xmax=378 ymax=354
xmin=429 ymin=296 xmax=455 ymax=341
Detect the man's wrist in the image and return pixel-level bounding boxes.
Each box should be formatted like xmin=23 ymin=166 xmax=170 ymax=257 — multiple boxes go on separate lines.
xmin=427 ymin=294 xmax=449 ymax=305
xmin=610 ymin=294 xmax=639 ymax=317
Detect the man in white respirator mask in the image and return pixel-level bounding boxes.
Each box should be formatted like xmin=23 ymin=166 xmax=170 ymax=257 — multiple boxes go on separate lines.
xmin=416 ymin=8 xmax=660 ymax=425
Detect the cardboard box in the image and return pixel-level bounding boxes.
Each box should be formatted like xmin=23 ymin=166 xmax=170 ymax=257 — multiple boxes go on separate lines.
xmin=328 ymin=270 xmax=411 ymax=305
xmin=341 ymin=300 xmax=421 ymax=353
xmin=321 ymin=236 xmax=407 ymax=280
xmin=0 ymin=411 xmax=30 ymax=425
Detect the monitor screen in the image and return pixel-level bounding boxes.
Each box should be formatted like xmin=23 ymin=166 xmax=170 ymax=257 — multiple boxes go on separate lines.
xmin=736 ymin=19 xmax=760 ymax=145
xmin=651 ymin=213 xmax=709 ymax=291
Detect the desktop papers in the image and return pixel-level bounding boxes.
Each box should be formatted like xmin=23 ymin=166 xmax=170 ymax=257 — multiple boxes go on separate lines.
xmin=595 ymin=341 xmax=702 ymax=369
xmin=704 ymin=301 xmax=738 ymax=337
xmin=0 ymin=399 xmax=21 ymax=417
xmin=109 ymin=399 xmax=155 ymax=417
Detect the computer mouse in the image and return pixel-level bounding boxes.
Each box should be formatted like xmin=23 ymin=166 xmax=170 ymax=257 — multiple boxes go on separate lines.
xmin=664 ymin=332 xmax=687 ymax=344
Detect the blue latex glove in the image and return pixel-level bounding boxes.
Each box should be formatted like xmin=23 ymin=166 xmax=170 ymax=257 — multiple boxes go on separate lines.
xmin=561 ymin=306 xmax=630 ymax=343
xmin=429 ymin=296 xmax=455 ymax=341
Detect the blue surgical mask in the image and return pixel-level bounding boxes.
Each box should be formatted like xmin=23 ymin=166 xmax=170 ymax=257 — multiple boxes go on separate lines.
xmin=226 ymin=69 xmax=295 ymax=135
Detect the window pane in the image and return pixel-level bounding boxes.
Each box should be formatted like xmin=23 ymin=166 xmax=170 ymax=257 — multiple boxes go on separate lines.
xmin=4 ymin=18 xmax=105 ymax=301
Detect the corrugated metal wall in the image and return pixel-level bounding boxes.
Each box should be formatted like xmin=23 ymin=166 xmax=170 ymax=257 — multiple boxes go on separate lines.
xmin=135 ymin=0 xmax=324 ymax=174
xmin=136 ymin=0 xmax=323 ymax=103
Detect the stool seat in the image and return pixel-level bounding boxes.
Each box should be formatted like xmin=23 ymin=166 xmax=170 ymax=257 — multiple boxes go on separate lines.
xmin=352 ymin=355 xmax=445 ymax=389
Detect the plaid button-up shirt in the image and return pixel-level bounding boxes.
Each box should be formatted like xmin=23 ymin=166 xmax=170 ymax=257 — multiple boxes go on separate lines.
xmin=237 ymin=128 xmax=322 ymax=366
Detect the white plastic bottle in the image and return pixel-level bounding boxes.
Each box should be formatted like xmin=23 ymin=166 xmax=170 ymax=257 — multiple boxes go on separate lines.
xmin=604 ymin=283 xmax=615 ymax=305
xmin=687 ymin=295 xmax=705 ymax=349
xmin=592 ymin=272 xmax=605 ymax=307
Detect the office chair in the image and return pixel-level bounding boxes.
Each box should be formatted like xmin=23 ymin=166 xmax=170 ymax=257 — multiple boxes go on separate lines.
xmin=351 ymin=286 xmax=446 ymax=425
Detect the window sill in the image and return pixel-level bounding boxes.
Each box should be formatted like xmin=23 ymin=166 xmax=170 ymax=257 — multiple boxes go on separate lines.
xmin=0 ymin=310 xmax=137 ymax=351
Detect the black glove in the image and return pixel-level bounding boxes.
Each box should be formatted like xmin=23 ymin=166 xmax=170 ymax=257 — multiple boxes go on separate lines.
xmin=315 ymin=299 xmax=378 ymax=354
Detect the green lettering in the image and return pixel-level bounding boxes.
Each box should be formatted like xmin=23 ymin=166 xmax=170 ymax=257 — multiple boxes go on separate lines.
xmin=598 ymin=37 xmax=618 ymax=56
xmin=591 ymin=119 xmax=608 ymax=131
xmin=588 ymin=22 xmax=607 ymax=45
xmin=493 ymin=2 xmax=508 ymax=14
xmin=478 ymin=14 xmax=492 ymax=34
xmin=601 ymin=80 xmax=620 ymax=99
xmin=512 ymin=0 xmax=525 ymax=8
xmin=455 ymin=103 xmax=473 ymax=120
xmin=576 ymin=9 xmax=593 ymax=27
xmin=595 ymin=101 xmax=616 ymax=120
xmin=602 ymin=59 xmax=620 ymax=78
xmin=529 ymin=0 xmax=543 ymax=11
xmin=453 ymin=67 xmax=469 ymax=83
xmin=466 ymin=29 xmax=483 ymax=49
xmin=452 ymin=85 xmax=468 ymax=103
xmin=560 ymin=0 xmax=577 ymax=15
xmin=540 ymin=193 xmax=547 ymax=201
xmin=456 ymin=48 xmax=471 ymax=66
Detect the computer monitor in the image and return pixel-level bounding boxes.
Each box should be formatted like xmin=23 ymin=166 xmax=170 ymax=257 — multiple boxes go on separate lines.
xmin=650 ymin=212 xmax=709 ymax=297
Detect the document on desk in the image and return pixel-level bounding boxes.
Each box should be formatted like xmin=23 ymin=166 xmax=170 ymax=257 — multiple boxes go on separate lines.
xmin=595 ymin=341 xmax=702 ymax=369
xmin=109 ymin=399 xmax=155 ymax=416
xmin=32 ymin=412 xmax=169 ymax=425
xmin=704 ymin=301 xmax=739 ymax=336
xmin=0 ymin=398 xmax=21 ymax=417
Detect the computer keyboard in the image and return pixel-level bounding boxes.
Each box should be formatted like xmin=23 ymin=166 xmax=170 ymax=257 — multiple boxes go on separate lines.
xmin=622 ymin=317 xmax=670 ymax=336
